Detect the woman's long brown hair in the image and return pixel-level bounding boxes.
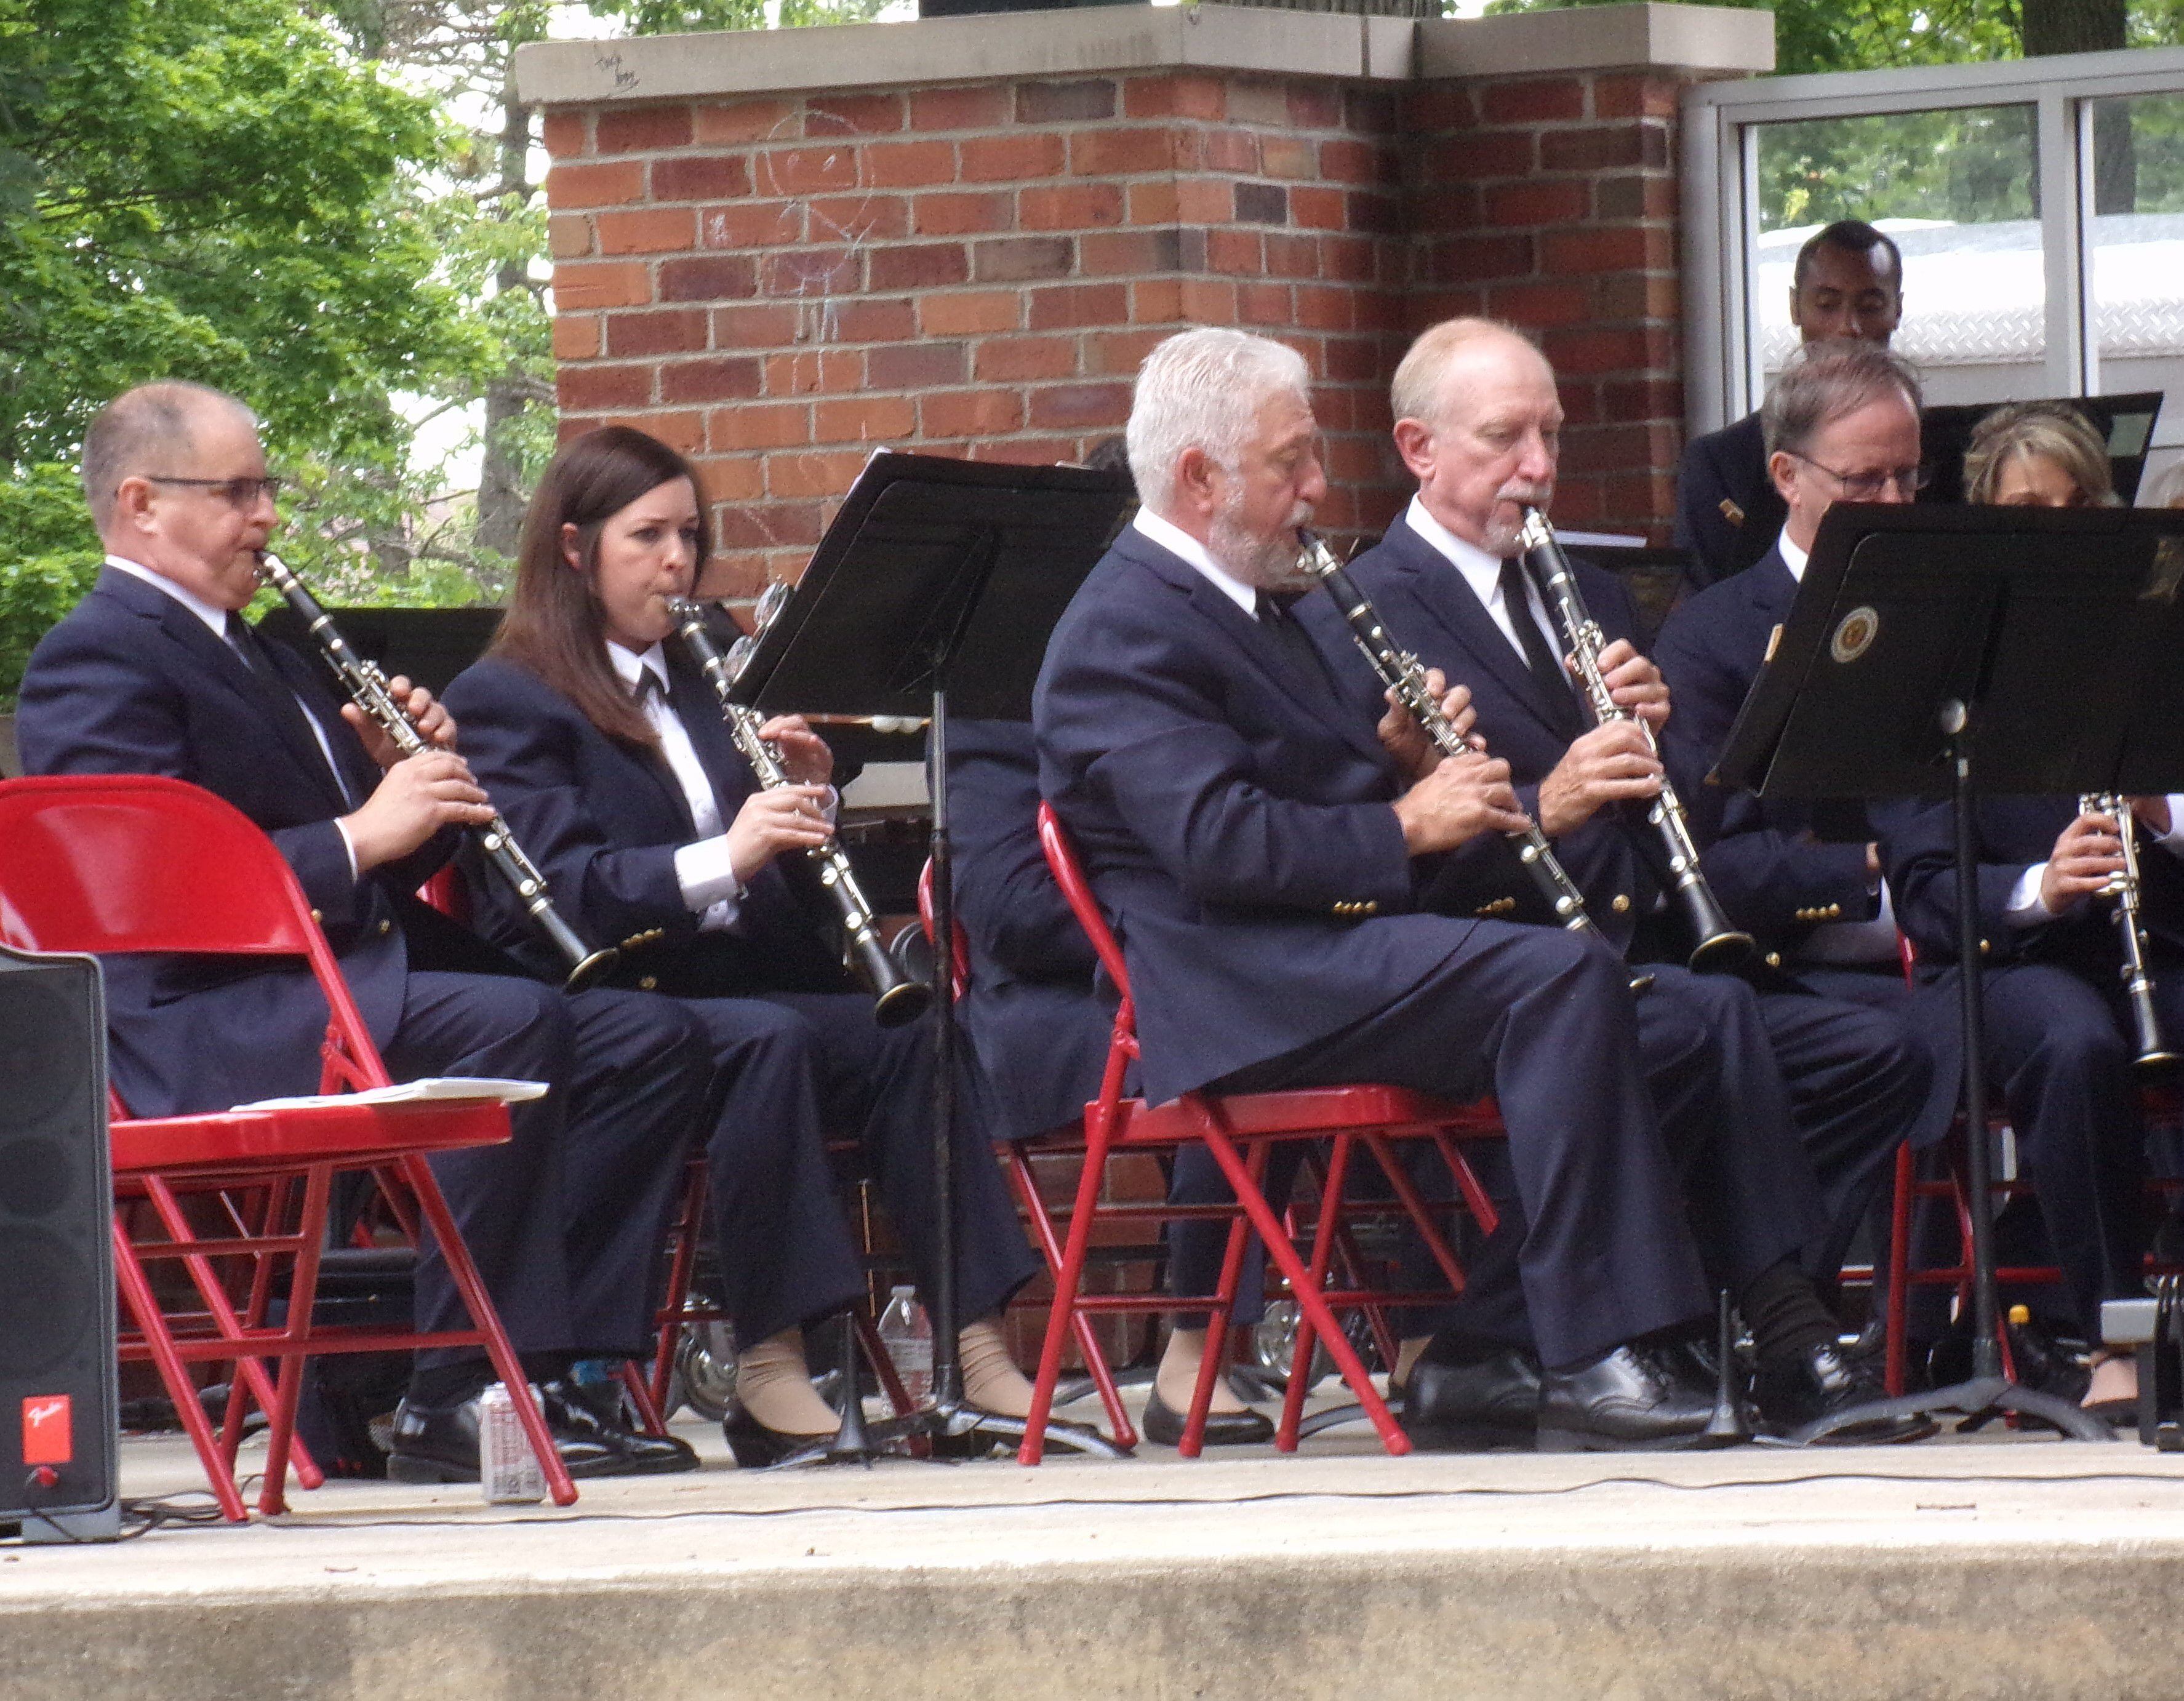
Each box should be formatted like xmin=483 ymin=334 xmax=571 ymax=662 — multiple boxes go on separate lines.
xmin=492 ymin=426 xmax=713 ymax=747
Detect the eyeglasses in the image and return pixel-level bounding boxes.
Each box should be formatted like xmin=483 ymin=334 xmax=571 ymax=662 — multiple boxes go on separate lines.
xmin=144 ymin=474 xmax=285 ymax=507
xmin=1783 ymin=453 xmax=1929 ymax=501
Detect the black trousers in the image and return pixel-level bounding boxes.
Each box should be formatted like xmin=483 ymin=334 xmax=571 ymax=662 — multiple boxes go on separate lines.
xmin=1167 ymin=924 xmax=1714 ymax=1369
xmin=680 ymin=991 xmax=1041 ymax=1338
xmin=386 ymin=975 xmax=708 ymax=1366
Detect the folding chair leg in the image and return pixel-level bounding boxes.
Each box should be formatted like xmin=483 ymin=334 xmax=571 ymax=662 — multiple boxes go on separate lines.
xmin=256 ymin=1163 xmax=334 ymax=1517
xmin=647 ymin=1162 xmax=709 ymax=1420
xmin=113 ymin=1216 xmax=247 ymax=1524
xmin=1279 ymin=1136 xmax=1354 ymax=1452
xmin=1020 ymin=1115 xmax=1117 ymax=1465
xmin=618 ymin=1361 xmax=669 ymax=1438
xmin=1885 ymin=1143 xmax=1915 ymax=1398
xmin=1006 ymin=1143 xmax=1135 ymax=1448
xmin=1186 ymin=1148 xmax=1264 ymax=1460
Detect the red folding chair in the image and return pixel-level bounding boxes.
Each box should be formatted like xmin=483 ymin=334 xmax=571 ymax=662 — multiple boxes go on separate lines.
xmin=1018 ymin=803 xmax=1505 ymax=1463
xmin=0 ymin=775 xmax=575 ymax=1519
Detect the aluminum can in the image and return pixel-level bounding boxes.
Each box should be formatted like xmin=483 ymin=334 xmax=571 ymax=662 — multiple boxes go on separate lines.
xmin=479 ymin=1382 xmax=545 ymax=1505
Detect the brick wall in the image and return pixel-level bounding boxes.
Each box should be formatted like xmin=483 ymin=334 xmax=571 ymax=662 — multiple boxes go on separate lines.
xmin=541 ymin=54 xmax=1723 ymax=597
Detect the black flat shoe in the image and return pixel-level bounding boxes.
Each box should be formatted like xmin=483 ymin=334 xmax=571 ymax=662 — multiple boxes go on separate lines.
xmin=1753 ymin=1343 xmax=1936 ymax=1444
xmin=1140 ymin=1384 xmax=1273 ymax=1447
xmin=1537 ymin=1343 xmax=1724 ymax=1452
xmin=1404 ymin=1348 xmax=1541 ymax=1450
xmin=386 ymin=1390 xmax=623 ymax=1483
xmin=539 ymin=1379 xmax=699 ymax=1475
xmin=722 ymin=1403 xmax=838 ymax=1468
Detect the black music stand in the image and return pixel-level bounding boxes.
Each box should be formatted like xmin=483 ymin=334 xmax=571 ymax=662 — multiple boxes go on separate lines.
xmin=731 ymin=450 xmax=1134 ymax=1464
xmin=1717 ymin=501 xmax=2184 ymax=1443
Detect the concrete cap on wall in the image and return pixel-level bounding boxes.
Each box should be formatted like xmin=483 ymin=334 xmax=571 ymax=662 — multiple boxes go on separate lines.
xmin=514 ymin=1 xmax=1774 ymax=109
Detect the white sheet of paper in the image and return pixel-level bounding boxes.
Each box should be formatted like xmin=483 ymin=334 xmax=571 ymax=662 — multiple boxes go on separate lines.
xmin=232 ymin=1076 xmax=550 ymax=1112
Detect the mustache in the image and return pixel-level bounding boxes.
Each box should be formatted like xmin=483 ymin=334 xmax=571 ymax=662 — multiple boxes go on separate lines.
xmin=1497 ymin=481 xmax=1553 ymax=509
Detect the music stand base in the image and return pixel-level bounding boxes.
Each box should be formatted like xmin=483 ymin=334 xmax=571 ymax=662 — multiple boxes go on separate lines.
xmin=1787 ymin=1374 xmax=2117 ymax=1446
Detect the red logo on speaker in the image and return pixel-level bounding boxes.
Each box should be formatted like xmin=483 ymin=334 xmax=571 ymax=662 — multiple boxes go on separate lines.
xmin=22 ymin=1396 xmax=72 ymax=1465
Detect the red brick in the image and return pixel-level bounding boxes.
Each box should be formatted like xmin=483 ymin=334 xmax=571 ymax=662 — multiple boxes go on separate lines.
xmin=1292 ymin=285 xmax=1353 ymax=333
xmin=1487 ymin=278 xmax=1593 ymax=328
xmin=1289 ymin=85 xmax=1343 ymax=129
xmin=1197 ymin=129 xmax=1260 ymax=175
xmin=1124 ymin=73 xmax=1224 ymax=121
xmin=1254 ymin=136 xmax=1314 ymax=182
xmin=1546 ymin=325 xmax=1674 ymax=376
xmin=708 ymin=402 xmax=810 ymax=452
xmin=1020 ymin=183 xmax=1124 ymax=230
xmin=807 ymin=93 xmax=904 ymax=137
xmin=1087 ymin=327 xmax=1167 ymax=375
xmin=863 ymin=138 xmax=958 ymax=189
xmin=1289 ymin=185 xmax=1345 ymax=231
xmin=1595 ymin=271 xmax=1682 ymax=319
xmin=658 ymin=254 xmax=758 ymax=302
xmin=977 ymin=336 xmax=1077 ymax=382
xmin=713 ymin=303 xmax=801 ymax=349
xmin=696 ymin=456 xmax=764 ymax=504
xmin=621 ymin=409 xmax=705 ymax=455
xmin=1430 ymin=233 xmax=1535 ymax=285
xmin=1128 ymin=180 xmax=1180 ymax=224
xmin=546 ymin=159 xmax=644 ymax=211
xmin=921 ymin=390 xmax=1023 ymax=436
xmin=1180 ymin=278 xmax=1238 ymax=321
xmin=696 ymin=98 xmax=798 ymax=146
xmin=761 ymin=247 xmax=861 ymax=297
xmin=1176 ymin=178 xmax=1232 ymax=224
xmin=868 ymin=242 xmax=969 ymax=290
xmin=700 ymin=200 xmax=804 ymax=250
xmin=919 ymin=290 xmax=1021 ymax=336
xmin=1017 ymin=80 xmax=1116 ymax=124
xmin=714 ymin=500 xmax=823 ymax=546
xmin=814 ymin=395 xmax=918 ymax=442
xmin=1078 ymin=228 xmax=1182 ymax=278
xmin=1324 ymin=336 xmax=1380 ymax=385
xmin=606 ymin=308 xmax=706 ymax=358
xmin=769 ymin=449 xmax=876 ymax=498
xmin=1237 ymin=281 xmax=1292 ymax=327
xmin=961 ymin=134 xmax=1065 ymax=182
xmin=650 ymin=154 xmax=752 ymax=203
xmin=763 ymin=350 xmax=865 ymax=395
xmin=1484 ymin=180 xmax=1592 ymax=228
xmin=660 ymin=355 xmax=763 ymax=403
xmin=1479 ymin=78 xmax=1586 ymax=126
xmin=1604 ymin=377 xmax=1686 ymax=420
xmin=1594 ymin=73 xmax=1681 ymax=121
xmin=1265 ymin=232 xmax=1318 ymax=280
xmin=547 ymin=214 xmax=593 ymax=260
xmin=557 ymin=362 xmax=652 ymax=411
xmin=974 ymin=235 xmax=1074 ymax=283
xmin=1233 ymin=181 xmax=1287 ymax=225
xmin=550 ymin=315 xmax=599 ymax=359
xmin=911 ymin=86 xmax=1012 ymax=131
xmin=1069 ymin=127 xmax=1172 ymax=178
xmin=869 ymin=342 xmax=966 ymax=389
xmin=542 ymin=110 xmax=589 ymax=159
xmin=830 ymin=297 xmax=918 ymax=343
xmin=1434 ymin=130 xmax=1536 ymax=177
xmin=1348 ymin=89 xmax=1397 ymax=134
xmin=1540 ymin=225 xmax=1671 ymax=274
xmin=1322 ymin=233 xmax=1383 ymax=284
xmin=1325 ymin=432 xmax=1384 ymax=481
xmin=810 ymin=194 xmax=907 ymax=242
xmin=758 ymin=143 xmax=862 ymax=198
xmin=1028 ymin=282 xmax=1129 ymax=332
xmin=1226 ymin=81 xmax=1289 ymax=126
xmin=971 ymin=436 xmax=1079 ymax=466
xmin=1349 ymin=191 xmax=1402 ymax=236
xmin=1029 ymin=383 xmax=1130 ymax=431
xmin=552 ymin=260 xmax=651 ymax=312
xmin=1402 ymin=86 xmax=1475 ymax=132
xmin=1205 ymin=228 xmax=1263 ymax=276
xmin=1596 ymin=173 xmax=1678 ymax=221
xmin=596 ymin=207 xmax=695 ymax=256
xmin=914 ymin=191 xmax=1013 ymax=236
xmin=1541 ymin=122 xmax=1667 ymax=173
xmin=597 ymin=105 xmax=692 ymax=154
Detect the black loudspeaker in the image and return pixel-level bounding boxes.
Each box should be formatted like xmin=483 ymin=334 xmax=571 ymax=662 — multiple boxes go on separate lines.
xmin=0 ymin=945 xmax=118 ymax=1542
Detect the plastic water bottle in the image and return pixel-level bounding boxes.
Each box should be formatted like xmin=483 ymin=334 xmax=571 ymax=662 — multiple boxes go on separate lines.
xmin=876 ymin=1285 xmax=933 ymax=1406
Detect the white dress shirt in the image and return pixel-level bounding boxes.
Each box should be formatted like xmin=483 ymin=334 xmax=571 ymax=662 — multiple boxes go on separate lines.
xmin=1133 ymin=508 xmax=1262 ymax=618
xmin=106 ymin=554 xmax=360 ymax=879
xmin=1402 ymin=496 xmax=1564 ymax=667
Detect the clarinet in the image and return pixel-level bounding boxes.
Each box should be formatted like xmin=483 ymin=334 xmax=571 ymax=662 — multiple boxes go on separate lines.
xmin=254 ymin=553 xmax=620 ymax=991
xmin=1295 ymin=532 xmax=1620 ymax=957
xmin=667 ymin=594 xmax=932 ymax=1028
xmin=2078 ymin=792 xmax=2178 ymax=1072
xmin=1514 ymin=508 xmax=1758 ymax=974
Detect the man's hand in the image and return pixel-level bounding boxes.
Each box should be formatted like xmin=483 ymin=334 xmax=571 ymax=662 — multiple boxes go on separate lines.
xmin=1392 ymin=749 xmax=1529 ymax=855
xmin=1375 ymin=670 xmax=1476 ymax=782
xmin=338 ymin=676 xmax=455 ymax=769
xmin=727 ymin=783 xmax=834 ymax=886
xmin=1590 ymin=638 xmax=1669 ymax=731
xmin=756 ymin=714 xmax=834 ymax=789
xmin=2129 ymin=795 xmax=2173 ymax=836
xmin=1536 ymin=721 xmax=1662 ymax=838
xmin=342 ymin=749 xmax=495 ymax=873
xmin=2039 ymin=806 xmax=2127 ymax=912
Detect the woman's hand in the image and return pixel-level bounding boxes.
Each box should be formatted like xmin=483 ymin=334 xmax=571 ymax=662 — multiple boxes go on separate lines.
xmin=726 ymin=783 xmax=834 ymax=885
xmin=758 ymin=714 xmax=833 ymax=788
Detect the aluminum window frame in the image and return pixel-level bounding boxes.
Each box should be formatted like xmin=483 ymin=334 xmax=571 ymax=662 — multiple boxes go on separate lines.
xmin=1681 ymin=44 xmax=2184 ymax=436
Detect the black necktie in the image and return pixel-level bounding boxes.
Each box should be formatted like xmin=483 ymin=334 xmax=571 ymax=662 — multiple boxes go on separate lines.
xmin=226 ymin=613 xmax=354 ymax=809
xmin=1254 ymin=590 xmax=1333 ymax=695
xmin=1497 ymin=558 xmax=1585 ymax=739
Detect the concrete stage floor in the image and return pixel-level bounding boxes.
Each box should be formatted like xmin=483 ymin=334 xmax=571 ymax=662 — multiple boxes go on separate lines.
xmin=7 ymin=1388 xmax=2184 ymax=1701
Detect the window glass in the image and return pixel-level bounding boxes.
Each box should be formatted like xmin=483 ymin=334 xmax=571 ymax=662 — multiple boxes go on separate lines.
xmin=2088 ymin=94 xmax=2184 ymax=505
xmin=1752 ymin=106 xmax=2044 ymax=406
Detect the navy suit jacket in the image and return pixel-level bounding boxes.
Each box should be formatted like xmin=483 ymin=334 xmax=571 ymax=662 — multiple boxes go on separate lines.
xmin=441 ymin=650 xmax=847 ymax=997
xmin=946 ymin=718 xmax=1117 ymax=1143
xmin=1887 ymin=793 xmax=2184 ymax=971
xmin=1652 ymin=545 xmax=1885 ymax=951
xmin=1033 ymin=526 xmax=1466 ymax=1105
xmin=1311 ymin=516 xmax=1660 ymax=951
xmin=15 ymin=566 xmax=447 ymax=1115
xmin=1673 ymin=412 xmax=1784 ymax=588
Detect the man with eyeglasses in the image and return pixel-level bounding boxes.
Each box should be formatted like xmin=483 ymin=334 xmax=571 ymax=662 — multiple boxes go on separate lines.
xmin=17 ymin=380 xmax=714 ymax=1483
xmin=1674 ymin=220 xmax=1906 ymax=586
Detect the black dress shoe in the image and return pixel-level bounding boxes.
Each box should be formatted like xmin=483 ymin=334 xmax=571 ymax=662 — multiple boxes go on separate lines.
xmin=722 ymin=1403 xmax=839 ymax=1468
xmin=1403 ymin=1349 xmax=1541 ymax=1449
xmin=538 ymin=1379 xmax=698 ymax=1475
xmin=385 ymin=1390 xmax=622 ymax=1483
xmin=1537 ymin=1343 xmax=1725 ymax=1452
xmin=1752 ymin=1343 xmax=1936 ymax=1444
xmin=1140 ymin=1384 xmax=1273 ymax=1447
